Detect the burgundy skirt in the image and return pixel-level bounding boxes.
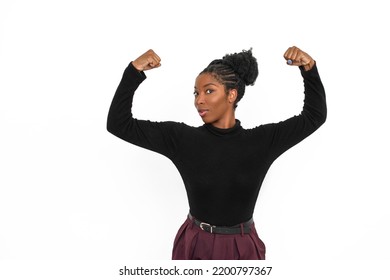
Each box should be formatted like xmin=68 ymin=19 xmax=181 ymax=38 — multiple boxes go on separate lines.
xmin=172 ymin=216 xmax=266 ymax=260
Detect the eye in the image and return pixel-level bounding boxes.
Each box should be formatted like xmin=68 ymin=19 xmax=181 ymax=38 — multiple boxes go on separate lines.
xmin=206 ymin=89 xmax=213 ymax=94
xmin=193 ymin=91 xmax=199 ymax=97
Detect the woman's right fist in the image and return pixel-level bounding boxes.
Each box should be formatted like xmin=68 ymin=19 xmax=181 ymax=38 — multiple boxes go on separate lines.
xmin=132 ymin=49 xmax=161 ymax=71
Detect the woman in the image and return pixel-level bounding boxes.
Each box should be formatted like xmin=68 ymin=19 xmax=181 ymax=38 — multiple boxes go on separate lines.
xmin=107 ymin=46 xmax=327 ymax=260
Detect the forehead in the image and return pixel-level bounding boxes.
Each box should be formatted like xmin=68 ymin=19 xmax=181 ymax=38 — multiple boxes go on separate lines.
xmin=195 ymin=73 xmax=223 ymax=88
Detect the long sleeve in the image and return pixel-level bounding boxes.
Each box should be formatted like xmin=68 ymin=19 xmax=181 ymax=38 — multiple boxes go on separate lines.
xmin=256 ymin=63 xmax=327 ymax=159
xmin=106 ymin=63 xmax=183 ymax=159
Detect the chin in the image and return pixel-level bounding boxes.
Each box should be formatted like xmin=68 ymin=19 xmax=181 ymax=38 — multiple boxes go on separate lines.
xmin=201 ymin=117 xmax=212 ymax=124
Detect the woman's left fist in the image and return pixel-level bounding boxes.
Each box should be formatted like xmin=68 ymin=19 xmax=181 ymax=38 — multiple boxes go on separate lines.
xmin=284 ymin=46 xmax=315 ymax=71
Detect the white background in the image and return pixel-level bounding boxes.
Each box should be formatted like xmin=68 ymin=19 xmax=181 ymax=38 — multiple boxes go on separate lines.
xmin=1 ymin=0 xmax=389 ymax=270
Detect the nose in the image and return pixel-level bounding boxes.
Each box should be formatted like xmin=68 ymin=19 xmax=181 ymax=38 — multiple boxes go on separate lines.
xmin=195 ymin=93 xmax=206 ymax=105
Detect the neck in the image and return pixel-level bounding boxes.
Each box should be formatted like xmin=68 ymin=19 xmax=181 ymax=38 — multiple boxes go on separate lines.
xmin=211 ymin=114 xmax=236 ymax=129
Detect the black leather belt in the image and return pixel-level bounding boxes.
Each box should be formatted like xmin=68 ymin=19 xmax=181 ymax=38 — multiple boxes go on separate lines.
xmin=188 ymin=213 xmax=253 ymax=235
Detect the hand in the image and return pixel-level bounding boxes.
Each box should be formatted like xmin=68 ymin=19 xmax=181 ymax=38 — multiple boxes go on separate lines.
xmin=132 ymin=49 xmax=161 ymax=71
xmin=283 ymin=46 xmax=315 ymax=71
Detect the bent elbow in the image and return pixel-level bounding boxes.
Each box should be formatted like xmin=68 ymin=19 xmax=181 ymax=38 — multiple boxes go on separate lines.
xmin=318 ymin=109 xmax=327 ymax=127
xmin=320 ymin=104 xmax=327 ymax=126
xmin=106 ymin=115 xmax=119 ymax=137
xmin=106 ymin=121 xmax=114 ymax=135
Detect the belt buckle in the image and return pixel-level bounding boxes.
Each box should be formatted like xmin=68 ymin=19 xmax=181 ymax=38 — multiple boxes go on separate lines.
xmin=199 ymin=222 xmax=215 ymax=233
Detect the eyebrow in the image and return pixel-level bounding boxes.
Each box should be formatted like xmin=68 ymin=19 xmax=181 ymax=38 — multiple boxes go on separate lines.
xmin=194 ymin=83 xmax=218 ymax=89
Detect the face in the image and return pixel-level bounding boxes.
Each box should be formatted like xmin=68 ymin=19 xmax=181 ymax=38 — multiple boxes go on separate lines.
xmin=194 ymin=73 xmax=237 ymax=128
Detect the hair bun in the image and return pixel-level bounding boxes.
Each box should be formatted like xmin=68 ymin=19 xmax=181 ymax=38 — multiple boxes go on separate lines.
xmin=222 ymin=48 xmax=258 ymax=86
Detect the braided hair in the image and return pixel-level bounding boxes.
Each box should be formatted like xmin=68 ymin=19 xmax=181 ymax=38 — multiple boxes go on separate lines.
xmin=199 ymin=48 xmax=258 ymax=108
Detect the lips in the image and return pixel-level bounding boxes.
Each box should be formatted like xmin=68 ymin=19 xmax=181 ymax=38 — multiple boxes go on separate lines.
xmin=197 ymin=109 xmax=208 ymax=117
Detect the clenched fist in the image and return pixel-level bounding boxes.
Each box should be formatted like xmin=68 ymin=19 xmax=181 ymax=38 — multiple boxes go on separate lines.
xmin=132 ymin=49 xmax=161 ymax=72
xmin=284 ymin=46 xmax=315 ymax=71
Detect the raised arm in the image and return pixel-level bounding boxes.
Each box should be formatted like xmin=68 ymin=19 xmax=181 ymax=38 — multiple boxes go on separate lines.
xmin=107 ymin=50 xmax=182 ymax=159
xmin=258 ymin=46 xmax=327 ymax=159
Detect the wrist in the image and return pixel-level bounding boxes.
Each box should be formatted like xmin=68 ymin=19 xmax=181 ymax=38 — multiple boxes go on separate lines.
xmin=303 ymin=59 xmax=315 ymax=71
xmin=131 ymin=61 xmax=143 ymax=72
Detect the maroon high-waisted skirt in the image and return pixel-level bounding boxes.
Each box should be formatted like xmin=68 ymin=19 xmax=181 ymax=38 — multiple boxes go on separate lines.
xmin=172 ymin=216 xmax=266 ymax=260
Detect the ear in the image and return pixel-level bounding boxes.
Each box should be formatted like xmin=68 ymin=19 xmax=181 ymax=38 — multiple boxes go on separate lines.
xmin=228 ymin=89 xmax=238 ymax=103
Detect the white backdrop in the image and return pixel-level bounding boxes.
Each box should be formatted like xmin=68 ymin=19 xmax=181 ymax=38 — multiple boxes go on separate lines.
xmin=1 ymin=0 xmax=389 ymax=266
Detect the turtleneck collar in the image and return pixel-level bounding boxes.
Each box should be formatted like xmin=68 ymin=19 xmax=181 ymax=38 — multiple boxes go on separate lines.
xmin=203 ymin=119 xmax=242 ymax=136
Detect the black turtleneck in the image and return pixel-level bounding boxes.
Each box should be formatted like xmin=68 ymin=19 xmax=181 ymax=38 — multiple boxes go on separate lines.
xmin=107 ymin=62 xmax=327 ymax=226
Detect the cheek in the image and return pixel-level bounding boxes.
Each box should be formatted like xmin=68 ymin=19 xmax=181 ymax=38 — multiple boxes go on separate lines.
xmin=210 ymin=95 xmax=228 ymax=109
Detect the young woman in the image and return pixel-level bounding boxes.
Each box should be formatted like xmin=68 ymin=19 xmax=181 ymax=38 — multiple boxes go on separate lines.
xmin=107 ymin=46 xmax=327 ymax=260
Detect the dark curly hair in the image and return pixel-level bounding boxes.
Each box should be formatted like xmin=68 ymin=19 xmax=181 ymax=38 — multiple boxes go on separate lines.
xmin=199 ymin=48 xmax=258 ymax=108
